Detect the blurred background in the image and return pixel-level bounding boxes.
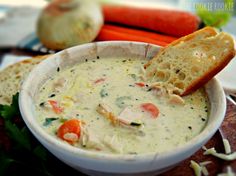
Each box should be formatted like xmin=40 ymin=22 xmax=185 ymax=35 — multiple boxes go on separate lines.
xmin=0 ymin=0 xmax=236 ymax=53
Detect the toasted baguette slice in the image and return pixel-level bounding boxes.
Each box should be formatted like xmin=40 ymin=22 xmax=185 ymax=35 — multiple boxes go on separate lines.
xmin=144 ymin=27 xmax=235 ymax=96
xmin=0 ymin=55 xmax=49 ymax=105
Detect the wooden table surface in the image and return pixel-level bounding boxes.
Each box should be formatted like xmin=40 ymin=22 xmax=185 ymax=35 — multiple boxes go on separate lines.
xmin=0 ymin=49 xmax=236 ymax=175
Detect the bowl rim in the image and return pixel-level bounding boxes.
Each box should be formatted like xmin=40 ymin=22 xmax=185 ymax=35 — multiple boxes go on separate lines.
xmin=19 ymin=41 xmax=226 ymax=163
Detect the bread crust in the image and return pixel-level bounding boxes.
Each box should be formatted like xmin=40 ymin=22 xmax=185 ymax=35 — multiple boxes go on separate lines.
xmin=145 ymin=27 xmax=236 ymax=96
xmin=144 ymin=27 xmax=217 ymax=69
xmin=170 ymin=26 xmax=217 ymax=46
xmin=182 ymin=49 xmax=236 ymax=96
xmin=0 ymin=55 xmax=49 ymax=105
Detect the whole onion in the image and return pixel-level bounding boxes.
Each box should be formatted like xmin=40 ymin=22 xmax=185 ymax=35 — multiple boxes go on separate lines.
xmin=37 ymin=0 xmax=103 ymax=50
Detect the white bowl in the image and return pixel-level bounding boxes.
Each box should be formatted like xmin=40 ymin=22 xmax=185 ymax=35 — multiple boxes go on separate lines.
xmin=19 ymin=41 xmax=226 ymax=176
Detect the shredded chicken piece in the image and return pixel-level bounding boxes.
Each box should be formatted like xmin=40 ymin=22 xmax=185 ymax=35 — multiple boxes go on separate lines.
xmin=102 ymin=135 xmax=123 ymax=153
xmin=80 ymin=125 xmax=104 ymax=150
xmin=96 ymin=103 xmax=118 ymax=125
xmin=53 ymin=78 xmax=66 ymax=92
xmin=118 ymin=107 xmax=143 ymax=126
xmin=169 ymin=94 xmax=185 ymax=105
xmin=150 ymin=82 xmax=185 ymax=104
xmin=80 ymin=125 xmax=124 ymax=153
xmin=97 ymin=104 xmax=143 ymax=127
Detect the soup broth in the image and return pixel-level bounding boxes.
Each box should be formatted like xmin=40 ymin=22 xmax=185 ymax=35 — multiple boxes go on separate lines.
xmin=35 ymin=58 xmax=209 ymax=154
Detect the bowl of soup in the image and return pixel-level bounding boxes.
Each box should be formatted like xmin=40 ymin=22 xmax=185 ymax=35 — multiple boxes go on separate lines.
xmin=19 ymin=41 xmax=226 ymax=176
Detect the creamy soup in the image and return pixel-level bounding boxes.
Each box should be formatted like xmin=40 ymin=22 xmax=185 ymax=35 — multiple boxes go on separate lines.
xmin=35 ymin=58 xmax=209 ymax=155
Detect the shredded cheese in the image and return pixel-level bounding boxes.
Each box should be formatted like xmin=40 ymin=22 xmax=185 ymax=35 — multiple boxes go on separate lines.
xmin=200 ymin=161 xmax=212 ymax=166
xmin=223 ymin=138 xmax=232 ymax=154
xmin=200 ymin=161 xmax=211 ymax=176
xmin=217 ymin=166 xmax=235 ymax=176
xmin=190 ymin=160 xmax=211 ymax=176
xmin=190 ymin=160 xmax=202 ymax=176
xmin=203 ymin=148 xmax=236 ymax=161
xmin=192 ymin=140 xmax=235 ymax=176
xmin=201 ymin=166 xmax=209 ymax=176
xmin=203 ymin=138 xmax=236 ymax=161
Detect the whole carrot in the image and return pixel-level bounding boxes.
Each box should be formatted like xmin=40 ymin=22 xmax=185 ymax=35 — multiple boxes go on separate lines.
xmin=103 ymin=24 xmax=177 ymax=43
xmin=96 ymin=26 xmax=169 ymax=46
xmin=102 ymin=5 xmax=200 ymax=37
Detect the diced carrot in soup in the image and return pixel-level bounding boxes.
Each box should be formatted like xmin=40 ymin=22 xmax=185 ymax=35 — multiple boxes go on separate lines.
xmin=135 ymin=82 xmax=145 ymax=87
xmin=48 ymin=100 xmax=63 ymax=114
xmin=94 ymin=78 xmax=106 ymax=84
xmin=141 ymin=103 xmax=159 ymax=118
xmin=57 ymin=119 xmax=81 ymax=144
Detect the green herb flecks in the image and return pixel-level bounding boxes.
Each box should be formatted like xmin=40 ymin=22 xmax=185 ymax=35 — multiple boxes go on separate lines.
xmin=129 ymin=74 xmax=137 ymax=81
xmin=100 ymin=89 xmax=109 ymax=98
xmin=43 ymin=117 xmax=59 ymax=126
xmin=130 ymin=122 xmax=142 ymax=127
xmin=115 ymin=96 xmax=132 ymax=108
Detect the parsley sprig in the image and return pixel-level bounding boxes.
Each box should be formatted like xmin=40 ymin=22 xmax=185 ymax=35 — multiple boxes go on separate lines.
xmin=0 ymin=93 xmax=80 ymax=176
